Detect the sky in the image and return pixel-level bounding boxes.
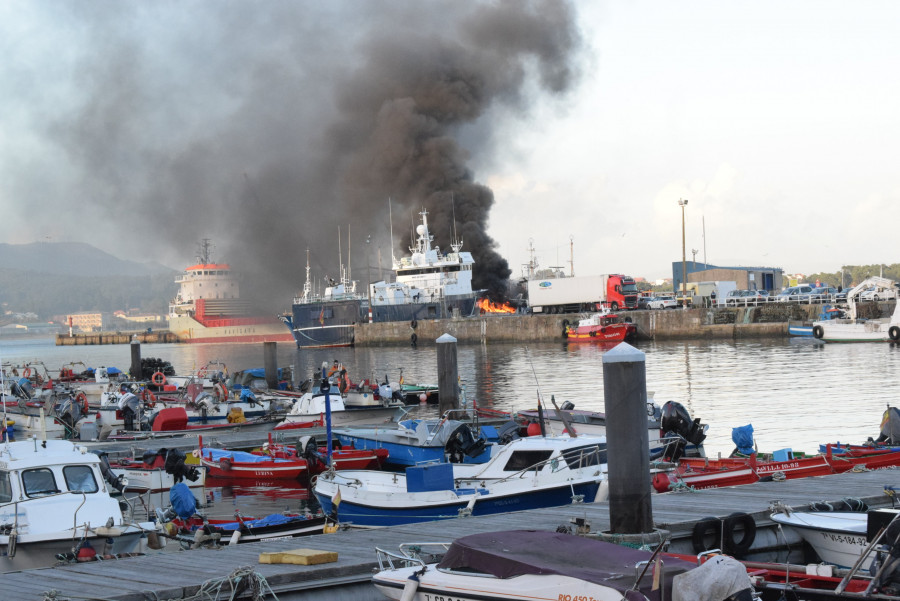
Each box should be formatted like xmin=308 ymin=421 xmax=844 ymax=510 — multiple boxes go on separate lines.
xmin=2 ymin=1 xmax=899 ymax=305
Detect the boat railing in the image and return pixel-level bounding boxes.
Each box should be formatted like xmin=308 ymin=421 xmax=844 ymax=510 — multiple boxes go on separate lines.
xmin=375 ymin=542 xmax=452 ymax=571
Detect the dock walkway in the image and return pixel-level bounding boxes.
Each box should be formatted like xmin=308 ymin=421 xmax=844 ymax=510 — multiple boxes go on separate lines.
xmin=6 ymin=469 xmax=899 ymax=600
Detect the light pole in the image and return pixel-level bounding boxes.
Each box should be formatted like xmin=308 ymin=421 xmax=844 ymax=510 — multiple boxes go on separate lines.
xmin=366 ymin=235 xmax=373 ymax=323
xmin=678 ymin=199 xmax=689 ymax=308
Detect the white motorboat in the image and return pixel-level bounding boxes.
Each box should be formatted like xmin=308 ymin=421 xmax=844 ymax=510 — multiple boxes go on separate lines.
xmin=274 ymin=381 xmax=401 ymax=431
xmin=313 ymin=435 xmax=609 ymax=527
xmin=813 ymin=276 xmax=900 ymax=342
xmin=769 ymin=509 xmax=874 ymax=569
xmin=373 ymin=530 xmax=754 ymax=601
xmin=0 ymin=438 xmax=157 ymax=572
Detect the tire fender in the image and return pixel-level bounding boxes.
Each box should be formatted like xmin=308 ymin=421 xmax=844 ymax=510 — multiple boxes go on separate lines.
xmin=722 ymin=512 xmax=756 ymax=556
xmin=691 ymin=516 xmax=722 ymax=553
xmin=812 ymin=325 xmax=824 ymax=339
xmin=890 ymin=326 xmax=900 ymax=342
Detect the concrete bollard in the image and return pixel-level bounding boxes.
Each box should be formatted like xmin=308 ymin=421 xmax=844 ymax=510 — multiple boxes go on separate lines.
xmin=263 ymin=342 xmax=278 ymax=390
xmin=603 ymin=342 xmax=653 ymax=534
xmin=436 ymin=334 xmax=459 ymax=415
xmin=130 ymin=336 xmax=142 ymax=381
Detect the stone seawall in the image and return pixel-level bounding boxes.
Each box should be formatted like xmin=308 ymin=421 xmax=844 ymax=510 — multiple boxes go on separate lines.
xmin=56 ymin=331 xmax=179 ymax=345
xmin=354 ymin=302 xmax=894 ymax=346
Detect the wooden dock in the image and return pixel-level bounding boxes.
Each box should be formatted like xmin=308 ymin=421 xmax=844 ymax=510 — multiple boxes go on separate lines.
xmin=6 ymin=468 xmax=900 ymax=600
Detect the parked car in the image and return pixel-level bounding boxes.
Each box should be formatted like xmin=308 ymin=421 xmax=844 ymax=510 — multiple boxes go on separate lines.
xmin=741 ymin=289 xmax=769 ymax=305
xmin=647 ymin=295 xmax=677 ymax=309
xmin=859 ymin=287 xmax=897 ymax=302
xmin=809 ymin=286 xmax=839 ymax=302
xmin=776 ymin=284 xmax=815 ymax=302
xmin=724 ymin=289 xmax=746 ymax=306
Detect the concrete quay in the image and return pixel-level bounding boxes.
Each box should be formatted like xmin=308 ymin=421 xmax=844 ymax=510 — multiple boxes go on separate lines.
xmin=354 ymin=303 xmax=847 ymax=345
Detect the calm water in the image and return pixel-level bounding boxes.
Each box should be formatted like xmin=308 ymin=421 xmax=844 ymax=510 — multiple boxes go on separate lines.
xmin=3 ymin=335 xmax=899 ymax=517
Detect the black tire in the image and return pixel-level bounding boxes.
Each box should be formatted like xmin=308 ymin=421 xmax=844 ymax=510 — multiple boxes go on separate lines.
xmin=691 ymin=516 xmax=722 ymax=553
xmin=890 ymin=326 xmax=900 ymax=342
xmin=562 ymin=328 xmax=569 ymax=339
xmin=410 ymin=333 xmax=418 ymax=344
xmin=562 ymin=319 xmax=570 ymax=328
xmin=722 ymin=512 xmax=756 ymax=556
xmin=610 ymin=302 xmax=619 ymax=311
xmin=812 ymin=325 xmax=824 ymax=339
xmin=411 ymin=319 xmax=418 ymax=329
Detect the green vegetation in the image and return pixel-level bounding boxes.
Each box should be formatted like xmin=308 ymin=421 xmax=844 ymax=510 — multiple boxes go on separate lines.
xmin=794 ymin=264 xmax=900 ymax=290
xmin=0 ymin=268 xmax=173 ymax=319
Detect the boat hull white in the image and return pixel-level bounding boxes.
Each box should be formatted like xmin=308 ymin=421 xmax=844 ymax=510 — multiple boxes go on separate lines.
xmin=770 ymin=511 xmax=870 ymax=569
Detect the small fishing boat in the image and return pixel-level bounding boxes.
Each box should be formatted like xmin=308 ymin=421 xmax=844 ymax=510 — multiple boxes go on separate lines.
xmin=198 ymin=446 xmax=308 ymax=480
xmin=768 ymin=504 xmax=891 ymax=571
xmin=253 ymin=434 xmax=390 ymax=473
xmin=107 ymin=447 xmax=205 ymax=492
xmin=159 ymin=482 xmax=334 ymax=547
xmin=517 ymin=399 xmax=708 ymax=459
xmin=564 ymin=310 xmax=637 ymax=343
xmin=313 ymin=435 xmax=609 ymax=527
xmin=812 ymin=276 xmax=900 ymax=342
xmin=0 ymin=438 xmax=158 ymax=572
xmin=274 ymin=380 xmax=400 ymax=430
xmin=372 ymin=530 xmax=754 ymax=601
xmin=332 ymin=414 xmax=495 ymax=467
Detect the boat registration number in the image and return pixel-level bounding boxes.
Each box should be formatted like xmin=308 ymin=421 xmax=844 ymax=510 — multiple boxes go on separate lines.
xmin=422 ymin=595 xmax=466 ymax=601
xmin=558 ymin=596 xmax=599 ymax=601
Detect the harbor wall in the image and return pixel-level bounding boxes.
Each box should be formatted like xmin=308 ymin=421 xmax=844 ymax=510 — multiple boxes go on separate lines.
xmin=56 ymin=331 xmax=179 ymax=345
xmin=354 ymin=302 xmax=894 ymax=346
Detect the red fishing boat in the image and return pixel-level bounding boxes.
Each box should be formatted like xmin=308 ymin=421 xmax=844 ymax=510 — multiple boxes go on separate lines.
xmin=564 ymin=310 xmax=636 ymax=343
xmin=253 ymin=434 xmax=389 ymax=474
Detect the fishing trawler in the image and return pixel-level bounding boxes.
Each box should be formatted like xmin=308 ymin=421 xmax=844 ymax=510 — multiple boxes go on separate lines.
xmin=285 ymin=210 xmax=481 ymax=349
xmin=167 ymin=240 xmax=294 ymax=344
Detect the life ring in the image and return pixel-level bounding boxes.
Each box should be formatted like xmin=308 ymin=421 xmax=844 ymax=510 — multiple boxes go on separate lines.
xmin=197 ymin=366 xmax=209 ymax=378
xmin=691 ymin=516 xmax=722 ymax=553
xmin=151 ymin=372 xmax=167 ymax=386
xmin=23 ymin=368 xmax=32 ymax=378
xmin=890 ymin=326 xmax=900 ymax=342
xmin=410 ymin=333 xmax=418 ymax=344
xmin=213 ymin=382 xmax=228 ymax=401
xmin=812 ymin=325 xmax=824 ymax=339
xmin=141 ymin=389 xmax=157 ymax=403
xmin=722 ymin=512 xmax=756 ymax=556
xmin=410 ymin=319 xmax=418 ymax=329
xmin=75 ymin=392 xmax=89 ymax=415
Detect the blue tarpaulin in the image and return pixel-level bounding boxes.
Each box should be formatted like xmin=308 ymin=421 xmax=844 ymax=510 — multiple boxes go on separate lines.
xmin=170 ymin=482 xmax=198 ymax=519
xmin=732 ymin=424 xmax=755 ymax=456
xmin=202 ymin=448 xmax=294 ymax=464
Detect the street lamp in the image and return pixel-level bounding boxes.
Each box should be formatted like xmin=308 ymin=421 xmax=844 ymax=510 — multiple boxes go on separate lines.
xmin=678 ymin=199 xmax=689 ymax=308
xmin=366 ymin=235 xmax=373 ymax=323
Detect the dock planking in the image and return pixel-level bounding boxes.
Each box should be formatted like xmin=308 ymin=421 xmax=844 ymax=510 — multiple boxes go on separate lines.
xmin=5 ymin=469 xmax=900 ymax=600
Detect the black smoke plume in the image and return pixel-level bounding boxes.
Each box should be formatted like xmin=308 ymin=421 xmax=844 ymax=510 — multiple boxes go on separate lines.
xmin=41 ymin=0 xmax=584 ymax=309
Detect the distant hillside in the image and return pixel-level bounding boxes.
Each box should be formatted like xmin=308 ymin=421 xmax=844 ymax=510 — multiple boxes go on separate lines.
xmin=0 ymin=242 xmax=173 ymax=276
xmin=0 ymin=242 xmax=176 ymax=318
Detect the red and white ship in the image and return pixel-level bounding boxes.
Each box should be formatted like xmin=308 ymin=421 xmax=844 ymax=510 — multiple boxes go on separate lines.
xmin=167 ymin=240 xmax=294 ymax=344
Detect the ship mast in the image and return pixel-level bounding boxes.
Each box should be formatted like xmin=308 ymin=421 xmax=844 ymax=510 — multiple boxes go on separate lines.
xmin=450 ymin=195 xmax=462 ymax=254
xmin=302 ymin=249 xmax=311 ymax=302
xmin=197 ymin=239 xmax=213 ymax=264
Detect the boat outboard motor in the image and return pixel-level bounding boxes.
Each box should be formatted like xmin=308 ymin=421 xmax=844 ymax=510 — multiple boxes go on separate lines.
xmin=96 ymin=452 xmax=127 ymax=492
xmin=660 ymin=401 xmax=707 ymax=460
xmin=559 ymin=401 xmax=575 ymax=411
xmin=494 ymin=420 xmax=522 ymax=444
xmin=12 ymin=377 xmax=33 ymax=400
xmin=118 ymin=391 xmax=141 ymax=431
xmin=164 ymin=448 xmax=200 ymax=483
xmin=445 ymin=424 xmax=487 ymax=463
xmin=876 ymin=407 xmax=900 ymax=445
xmin=54 ymin=395 xmax=84 ymax=439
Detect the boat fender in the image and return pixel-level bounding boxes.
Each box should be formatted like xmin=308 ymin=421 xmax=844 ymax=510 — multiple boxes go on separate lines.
xmin=588 ymin=330 xmax=596 ymax=337
xmin=400 ymin=570 xmax=422 ymax=601
xmin=812 ymin=325 xmax=824 ymax=339
xmin=410 ymin=333 xmax=418 ymax=344
xmin=722 ymin=512 xmax=756 ymax=556
xmin=410 ymin=319 xmax=418 ymax=329
xmin=890 ymin=326 xmax=900 ymax=342
xmin=219 ymin=457 xmax=232 ymax=471
xmin=600 ymin=327 xmax=607 ymax=334
xmin=213 ymin=382 xmax=228 ymax=401
xmin=691 ymin=516 xmax=722 ymax=553
xmin=229 ymin=530 xmax=242 ymax=545
xmin=151 ymin=372 xmax=167 ymax=386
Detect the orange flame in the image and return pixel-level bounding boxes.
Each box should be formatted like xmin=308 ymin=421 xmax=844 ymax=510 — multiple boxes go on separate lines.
xmin=477 ymin=298 xmax=516 ymax=314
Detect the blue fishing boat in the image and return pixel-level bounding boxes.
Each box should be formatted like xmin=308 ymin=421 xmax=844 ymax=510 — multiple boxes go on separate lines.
xmin=312 ymin=435 xmax=607 ymax=527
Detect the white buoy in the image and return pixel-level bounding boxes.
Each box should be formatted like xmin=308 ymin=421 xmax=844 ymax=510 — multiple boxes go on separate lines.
xmin=419 ymin=393 xmax=427 ymax=404
xmin=229 ymin=530 xmax=242 ymax=545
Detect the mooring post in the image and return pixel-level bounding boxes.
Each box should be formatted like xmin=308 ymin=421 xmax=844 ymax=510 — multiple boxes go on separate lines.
xmin=130 ymin=335 xmax=142 ymax=381
xmin=263 ymin=342 xmax=278 ymax=390
xmin=436 ymin=333 xmax=459 ymax=415
xmin=603 ymin=342 xmax=653 ymax=534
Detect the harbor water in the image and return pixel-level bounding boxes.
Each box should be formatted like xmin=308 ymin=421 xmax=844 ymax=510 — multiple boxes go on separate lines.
xmin=3 ymin=335 xmax=899 ymax=518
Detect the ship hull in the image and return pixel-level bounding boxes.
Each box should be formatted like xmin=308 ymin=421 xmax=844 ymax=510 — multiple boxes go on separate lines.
xmin=288 ymin=299 xmax=364 ymax=349
xmin=168 ymin=314 xmax=294 ymax=344
xmin=288 ymin=295 xmax=479 ymax=348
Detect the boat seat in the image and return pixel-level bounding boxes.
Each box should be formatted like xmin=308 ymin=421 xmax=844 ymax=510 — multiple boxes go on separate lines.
xmin=772 ymin=448 xmax=793 ymax=462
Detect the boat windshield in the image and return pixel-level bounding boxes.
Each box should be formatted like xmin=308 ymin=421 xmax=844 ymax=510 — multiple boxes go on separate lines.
xmin=22 ymin=468 xmax=59 ymax=497
xmin=64 ymin=465 xmax=99 ymax=493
